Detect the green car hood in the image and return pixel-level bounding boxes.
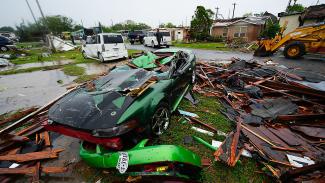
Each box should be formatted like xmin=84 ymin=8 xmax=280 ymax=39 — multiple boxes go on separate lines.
xmin=80 ymin=139 xmax=202 ymax=169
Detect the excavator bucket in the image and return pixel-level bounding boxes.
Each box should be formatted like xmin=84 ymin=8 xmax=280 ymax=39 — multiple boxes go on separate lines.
xmin=254 ymin=45 xmax=272 ymax=57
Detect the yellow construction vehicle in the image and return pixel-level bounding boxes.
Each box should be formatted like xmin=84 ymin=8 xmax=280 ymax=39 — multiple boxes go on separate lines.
xmin=254 ymin=22 xmax=325 ymax=59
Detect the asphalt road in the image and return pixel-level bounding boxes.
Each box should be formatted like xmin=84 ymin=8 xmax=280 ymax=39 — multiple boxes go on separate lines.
xmin=127 ymin=44 xmax=325 ymax=75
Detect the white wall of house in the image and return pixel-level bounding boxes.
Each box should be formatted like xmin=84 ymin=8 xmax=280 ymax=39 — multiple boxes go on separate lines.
xmin=279 ymin=14 xmax=301 ymax=35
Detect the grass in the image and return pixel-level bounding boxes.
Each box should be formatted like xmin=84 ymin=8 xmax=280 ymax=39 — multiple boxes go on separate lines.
xmin=128 ymin=49 xmax=143 ymax=57
xmin=173 ymin=42 xmax=230 ymax=51
xmin=0 ymin=65 xmax=63 ymax=75
xmin=73 ymin=74 xmax=98 ymax=83
xmin=62 ymin=65 xmax=85 ymax=76
xmin=158 ymin=93 xmax=269 ymax=183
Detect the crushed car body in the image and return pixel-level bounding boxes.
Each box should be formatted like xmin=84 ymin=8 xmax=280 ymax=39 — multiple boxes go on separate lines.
xmin=44 ymin=48 xmax=196 ymax=150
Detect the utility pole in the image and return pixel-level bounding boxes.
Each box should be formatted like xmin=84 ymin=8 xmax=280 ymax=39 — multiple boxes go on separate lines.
xmin=232 ymin=3 xmax=237 ymax=19
xmin=25 ymin=0 xmax=38 ymax=25
xmin=286 ymin=0 xmax=292 ymax=10
xmin=35 ymin=0 xmax=46 ymax=20
xmin=215 ymin=7 xmax=219 ymax=20
xmin=35 ymin=0 xmax=55 ymax=52
xmin=316 ymin=0 xmax=320 ymax=5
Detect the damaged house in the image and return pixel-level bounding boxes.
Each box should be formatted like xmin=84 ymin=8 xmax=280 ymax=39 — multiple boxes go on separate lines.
xmin=210 ymin=14 xmax=276 ymax=42
xmin=279 ymin=4 xmax=325 ymax=35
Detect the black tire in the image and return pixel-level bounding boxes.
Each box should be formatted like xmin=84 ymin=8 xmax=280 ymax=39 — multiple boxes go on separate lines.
xmin=284 ymin=41 xmax=306 ymax=59
xmin=0 ymin=46 xmax=9 ymax=52
xmin=130 ymin=41 xmax=134 ymax=45
xmin=166 ymin=45 xmax=170 ymax=48
xmin=150 ymin=102 xmax=171 ymax=136
xmin=98 ymin=53 xmax=104 ymax=63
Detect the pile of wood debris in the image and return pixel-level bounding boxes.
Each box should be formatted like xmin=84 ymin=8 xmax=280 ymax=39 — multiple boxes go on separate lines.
xmin=194 ymin=58 xmax=325 ymax=182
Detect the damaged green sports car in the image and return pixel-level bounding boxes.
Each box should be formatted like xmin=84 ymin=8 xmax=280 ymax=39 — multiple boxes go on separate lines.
xmin=44 ymin=48 xmax=196 ymax=150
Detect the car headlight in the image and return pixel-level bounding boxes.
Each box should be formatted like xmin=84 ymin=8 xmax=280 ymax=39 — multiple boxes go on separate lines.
xmin=92 ymin=119 xmax=138 ymax=138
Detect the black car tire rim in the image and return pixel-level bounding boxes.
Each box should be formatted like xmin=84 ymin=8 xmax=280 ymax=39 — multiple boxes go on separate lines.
xmin=151 ymin=107 xmax=170 ymax=135
xmin=0 ymin=46 xmax=8 ymax=51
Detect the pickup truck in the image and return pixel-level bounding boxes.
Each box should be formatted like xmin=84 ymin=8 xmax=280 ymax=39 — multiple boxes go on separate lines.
xmin=127 ymin=30 xmax=145 ymax=44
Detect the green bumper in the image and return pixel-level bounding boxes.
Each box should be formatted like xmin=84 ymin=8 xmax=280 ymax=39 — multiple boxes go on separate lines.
xmin=79 ymin=139 xmax=202 ymax=169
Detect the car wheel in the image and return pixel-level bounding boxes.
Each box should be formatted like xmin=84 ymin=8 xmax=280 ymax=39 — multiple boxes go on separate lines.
xmin=98 ymin=53 xmax=105 ymax=62
xmin=130 ymin=41 xmax=134 ymax=45
xmin=284 ymin=41 xmax=305 ymax=59
xmin=151 ymin=41 xmax=155 ymax=48
xmin=0 ymin=46 xmax=9 ymax=52
xmin=82 ymin=51 xmax=88 ymax=59
xmin=151 ymin=103 xmax=170 ymax=136
xmin=166 ymin=45 xmax=170 ymax=48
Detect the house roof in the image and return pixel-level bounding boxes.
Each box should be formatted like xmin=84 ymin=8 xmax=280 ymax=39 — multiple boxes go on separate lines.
xmin=213 ymin=16 xmax=270 ymax=27
xmin=278 ymin=11 xmax=303 ymax=17
xmin=301 ymin=4 xmax=325 ymax=20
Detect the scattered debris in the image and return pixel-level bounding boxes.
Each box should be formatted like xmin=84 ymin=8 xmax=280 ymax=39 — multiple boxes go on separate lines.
xmin=191 ymin=126 xmax=214 ymax=136
xmin=193 ymin=59 xmax=325 ymax=181
xmin=178 ymin=109 xmax=199 ymax=118
xmin=0 ymin=58 xmax=10 ymax=67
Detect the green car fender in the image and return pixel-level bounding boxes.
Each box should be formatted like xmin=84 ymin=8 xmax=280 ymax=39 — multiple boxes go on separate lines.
xmin=79 ymin=139 xmax=202 ymax=169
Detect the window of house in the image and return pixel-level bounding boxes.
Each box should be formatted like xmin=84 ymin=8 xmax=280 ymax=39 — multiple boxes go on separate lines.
xmin=233 ymin=26 xmax=247 ymax=38
xmin=222 ymin=28 xmax=228 ymax=37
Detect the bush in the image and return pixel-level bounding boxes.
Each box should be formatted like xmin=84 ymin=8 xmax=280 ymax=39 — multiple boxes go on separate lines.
xmin=206 ymin=36 xmax=224 ymax=42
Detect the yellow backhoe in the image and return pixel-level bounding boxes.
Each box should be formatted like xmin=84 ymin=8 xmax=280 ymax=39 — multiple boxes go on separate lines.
xmin=254 ymin=22 xmax=325 ymax=59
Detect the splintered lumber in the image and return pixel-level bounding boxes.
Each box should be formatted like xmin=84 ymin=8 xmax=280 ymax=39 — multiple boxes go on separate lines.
xmin=0 ymin=107 xmax=38 ymax=127
xmin=0 ymin=86 xmax=80 ymax=135
xmin=189 ymin=117 xmax=218 ymax=132
xmin=0 ymin=166 xmax=68 ymax=175
xmin=0 ymin=149 xmax=64 ymax=163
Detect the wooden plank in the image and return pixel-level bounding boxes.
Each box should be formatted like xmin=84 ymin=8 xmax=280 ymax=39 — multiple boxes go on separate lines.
xmin=0 ymin=149 xmax=64 ymax=163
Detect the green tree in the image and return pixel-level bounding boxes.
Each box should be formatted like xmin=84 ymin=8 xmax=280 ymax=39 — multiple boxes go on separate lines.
xmin=190 ymin=6 xmax=214 ymax=41
xmin=243 ymin=12 xmax=253 ymax=17
xmin=0 ymin=26 xmax=15 ymax=32
xmin=286 ymin=4 xmax=305 ymax=13
xmin=260 ymin=20 xmax=280 ymax=38
xmin=40 ymin=15 xmax=75 ymax=34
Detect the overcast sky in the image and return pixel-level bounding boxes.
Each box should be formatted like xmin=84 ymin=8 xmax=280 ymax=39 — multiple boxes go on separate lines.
xmin=1 ymin=0 xmax=323 ymax=28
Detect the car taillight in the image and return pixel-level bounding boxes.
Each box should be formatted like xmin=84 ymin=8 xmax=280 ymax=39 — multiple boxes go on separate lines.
xmin=103 ymin=138 xmax=123 ymax=149
xmin=102 ymin=44 xmax=105 ymax=52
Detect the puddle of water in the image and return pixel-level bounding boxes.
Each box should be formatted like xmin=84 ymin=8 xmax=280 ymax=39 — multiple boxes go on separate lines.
xmin=0 ymin=69 xmax=76 ymax=114
xmin=77 ymin=60 xmax=128 ymax=75
xmin=0 ymin=60 xmax=74 ymax=72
